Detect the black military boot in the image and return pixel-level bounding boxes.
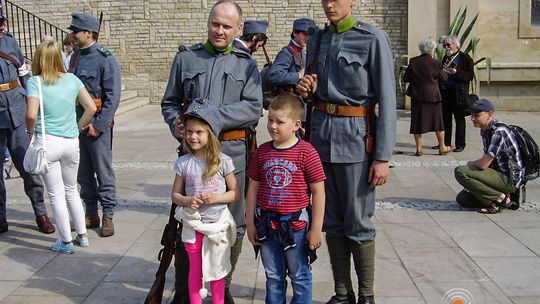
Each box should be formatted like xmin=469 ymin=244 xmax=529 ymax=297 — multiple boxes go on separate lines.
xmin=326 ymin=292 xmax=356 ymax=304
xmin=358 ymin=295 xmax=375 ymax=304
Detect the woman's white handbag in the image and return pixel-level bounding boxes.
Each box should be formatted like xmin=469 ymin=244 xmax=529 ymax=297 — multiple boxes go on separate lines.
xmin=23 ymin=77 xmax=48 ymax=175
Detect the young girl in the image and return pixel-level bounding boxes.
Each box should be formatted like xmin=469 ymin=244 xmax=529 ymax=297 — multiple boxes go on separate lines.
xmin=171 ymin=100 xmax=239 ymax=304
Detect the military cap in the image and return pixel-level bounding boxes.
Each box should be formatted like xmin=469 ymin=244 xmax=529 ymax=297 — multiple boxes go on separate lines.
xmin=243 ymin=20 xmax=268 ymax=36
xmin=293 ymin=18 xmax=316 ymax=33
xmin=68 ymin=13 xmax=99 ymax=33
xmin=470 ymin=98 xmax=495 ymax=113
xmin=183 ymin=98 xmax=223 ymax=136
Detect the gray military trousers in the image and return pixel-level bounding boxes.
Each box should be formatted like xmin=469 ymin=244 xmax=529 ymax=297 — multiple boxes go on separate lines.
xmin=0 ymin=124 xmax=46 ymax=219
xmin=322 ymin=161 xmax=376 ymax=242
xmin=78 ymin=127 xmax=117 ymax=218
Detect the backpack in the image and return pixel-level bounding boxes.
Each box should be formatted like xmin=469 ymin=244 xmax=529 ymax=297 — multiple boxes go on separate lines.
xmin=492 ymin=122 xmax=540 ymax=182
xmin=489 ymin=122 xmax=540 ymax=206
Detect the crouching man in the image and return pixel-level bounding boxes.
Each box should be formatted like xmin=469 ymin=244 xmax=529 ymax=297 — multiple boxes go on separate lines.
xmin=454 ymin=99 xmax=524 ymax=214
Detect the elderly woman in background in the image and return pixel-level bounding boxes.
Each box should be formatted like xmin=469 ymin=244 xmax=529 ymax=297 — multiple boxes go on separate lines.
xmin=404 ymin=37 xmax=453 ymax=156
xmin=25 ymin=40 xmax=96 ymax=253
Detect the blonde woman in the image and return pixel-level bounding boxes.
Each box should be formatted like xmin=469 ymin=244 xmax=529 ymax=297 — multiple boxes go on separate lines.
xmin=25 ymin=40 xmax=96 ymax=253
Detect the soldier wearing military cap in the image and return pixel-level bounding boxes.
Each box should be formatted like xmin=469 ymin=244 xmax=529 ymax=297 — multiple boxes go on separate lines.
xmin=68 ymin=12 xmax=121 ymax=237
xmin=233 ymin=19 xmax=268 ymax=54
xmin=0 ymin=6 xmax=55 ymax=235
xmin=297 ymin=0 xmax=397 ymax=303
xmin=161 ymin=1 xmax=262 ymax=303
xmin=267 ymin=18 xmax=316 ymax=94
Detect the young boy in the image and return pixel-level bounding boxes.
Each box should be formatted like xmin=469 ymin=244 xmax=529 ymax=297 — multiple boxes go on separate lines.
xmin=246 ymin=92 xmax=325 ymax=303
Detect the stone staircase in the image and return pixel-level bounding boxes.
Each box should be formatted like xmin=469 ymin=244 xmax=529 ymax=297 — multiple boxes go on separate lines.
xmin=116 ymin=84 xmax=150 ymax=116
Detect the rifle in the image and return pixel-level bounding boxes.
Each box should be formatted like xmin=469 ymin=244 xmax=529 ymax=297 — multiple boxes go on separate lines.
xmin=96 ymin=12 xmax=103 ymax=42
xmin=145 ymin=83 xmax=194 ymax=304
xmin=303 ymin=26 xmax=325 ymax=142
xmin=262 ymin=45 xmax=272 ymax=66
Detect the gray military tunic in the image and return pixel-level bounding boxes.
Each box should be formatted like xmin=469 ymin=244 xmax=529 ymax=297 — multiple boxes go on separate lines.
xmin=72 ymin=42 xmax=121 ymax=218
xmin=267 ymin=41 xmax=305 ymax=87
xmin=161 ymin=41 xmax=263 ymax=235
xmin=0 ymin=33 xmax=46 ymax=219
xmin=307 ymin=18 xmax=396 ymax=242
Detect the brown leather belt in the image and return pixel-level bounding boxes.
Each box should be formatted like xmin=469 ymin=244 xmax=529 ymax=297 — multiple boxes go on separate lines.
xmin=0 ymin=80 xmax=18 ymax=92
xmin=77 ymin=98 xmax=102 ymax=112
xmin=314 ymin=100 xmax=372 ymax=117
xmin=219 ymin=129 xmax=246 ymax=141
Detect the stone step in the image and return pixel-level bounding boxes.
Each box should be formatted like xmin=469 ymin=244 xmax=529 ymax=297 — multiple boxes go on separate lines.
xmin=116 ymin=96 xmax=150 ymax=116
xmin=120 ymin=89 xmax=138 ymax=102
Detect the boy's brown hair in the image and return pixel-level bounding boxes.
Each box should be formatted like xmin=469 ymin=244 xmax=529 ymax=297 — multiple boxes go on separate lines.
xmin=269 ymin=92 xmax=304 ymax=121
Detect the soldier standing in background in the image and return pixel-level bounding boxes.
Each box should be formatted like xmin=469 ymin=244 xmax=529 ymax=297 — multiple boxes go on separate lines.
xmin=0 ymin=7 xmax=54 ymax=235
xmin=68 ymin=12 xmax=121 ymax=237
xmin=297 ymin=0 xmax=397 ymax=303
xmin=161 ymin=1 xmax=262 ymax=303
xmin=232 ymin=20 xmax=268 ymax=55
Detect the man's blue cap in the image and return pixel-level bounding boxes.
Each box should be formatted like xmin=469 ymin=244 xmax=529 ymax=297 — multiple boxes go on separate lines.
xmin=183 ymin=98 xmax=223 ymax=136
xmin=243 ymin=20 xmax=268 ymax=36
xmin=68 ymin=13 xmax=99 ymax=33
xmin=471 ymin=98 xmax=495 ymax=113
xmin=293 ymin=18 xmax=317 ymax=33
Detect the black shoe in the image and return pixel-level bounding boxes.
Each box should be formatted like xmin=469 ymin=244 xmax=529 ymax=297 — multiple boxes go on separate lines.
xmin=224 ymin=287 xmax=235 ymax=304
xmin=453 ymin=146 xmax=465 ymax=153
xmin=358 ymin=295 xmax=375 ymax=304
xmin=326 ymin=293 xmax=356 ymax=304
xmin=171 ymin=292 xmax=190 ymax=304
xmin=0 ymin=218 xmax=7 ymax=233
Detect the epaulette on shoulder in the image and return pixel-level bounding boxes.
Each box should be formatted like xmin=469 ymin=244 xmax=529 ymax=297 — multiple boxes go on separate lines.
xmin=232 ymin=47 xmax=251 ymax=59
xmin=97 ymin=47 xmax=112 ymax=57
xmin=190 ymin=43 xmax=204 ymax=51
xmin=353 ymin=21 xmax=379 ymax=36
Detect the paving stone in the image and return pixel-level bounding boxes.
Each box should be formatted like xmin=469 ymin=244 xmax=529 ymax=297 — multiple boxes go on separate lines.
xmin=381 ymin=223 xmax=458 ymax=248
xmin=438 ymin=221 xmax=536 ymax=257
xmin=415 ymin=281 xmax=513 ymax=304
xmin=0 ymin=295 xmax=85 ymax=303
xmin=394 ymin=247 xmax=489 ymax=283
xmin=11 ymin=257 xmax=119 ymax=296
xmin=475 ymin=257 xmax=540 ymax=297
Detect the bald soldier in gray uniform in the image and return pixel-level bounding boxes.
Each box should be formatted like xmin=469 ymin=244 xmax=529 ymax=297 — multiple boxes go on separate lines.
xmin=68 ymin=13 xmax=121 ymax=237
xmin=298 ymin=1 xmax=396 ymax=303
xmin=0 ymin=8 xmax=55 ymax=234
xmin=161 ymin=1 xmax=262 ymax=303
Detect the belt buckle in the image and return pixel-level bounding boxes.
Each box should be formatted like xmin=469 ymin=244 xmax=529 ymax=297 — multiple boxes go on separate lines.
xmin=326 ymin=103 xmax=337 ymax=115
xmin=0 ymin=83 xmax=10 ymax=91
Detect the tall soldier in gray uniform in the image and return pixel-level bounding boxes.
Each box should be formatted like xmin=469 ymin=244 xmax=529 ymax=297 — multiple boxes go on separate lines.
xmin=161 ymin=2 xmax=262 ymax=303
xmin=68 ymin=13 xmax=121 ymax=237
xmin=0 ymin=7 xmax=55 ymax=234
xmin=298 ymin=1 xmax=396 ymax=303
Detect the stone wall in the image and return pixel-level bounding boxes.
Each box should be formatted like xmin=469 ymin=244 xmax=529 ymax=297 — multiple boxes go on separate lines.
xmin=16 ymin=0 xmax=408 ymax=107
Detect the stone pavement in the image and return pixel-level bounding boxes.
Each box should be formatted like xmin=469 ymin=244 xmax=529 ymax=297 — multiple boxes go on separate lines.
xmin=1 ymin=104 xmax=540 ymax=304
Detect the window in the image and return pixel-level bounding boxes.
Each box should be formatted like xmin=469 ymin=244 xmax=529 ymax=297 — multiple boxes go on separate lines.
xmin=533 ymin=0 xmax=540 ymax=26
xmin=520 ymin=0 xmax=540 ymax=37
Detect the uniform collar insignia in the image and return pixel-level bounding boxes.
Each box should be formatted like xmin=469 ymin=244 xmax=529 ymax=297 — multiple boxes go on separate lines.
xmin=204 ymin=40 xmax=233 ymax=56
xmin=329 ymin=15 xmax=357 ymax=33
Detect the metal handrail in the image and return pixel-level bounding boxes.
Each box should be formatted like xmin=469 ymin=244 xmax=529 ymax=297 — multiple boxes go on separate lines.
xmin=3 ymin=0 xmax=69 ymax=61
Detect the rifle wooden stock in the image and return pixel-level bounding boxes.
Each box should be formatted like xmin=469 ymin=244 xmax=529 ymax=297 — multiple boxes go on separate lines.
xmin=303 ymin=28 xmax=324 ymax=142
xmin=144 ymin=205 xmax=178 ymax=304
xmin=262 ymin=45 xmax=272 ymax=66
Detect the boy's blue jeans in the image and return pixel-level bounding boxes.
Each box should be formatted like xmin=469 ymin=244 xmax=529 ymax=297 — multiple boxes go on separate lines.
xmin=260 ymin=228 xmax=312 ymax=304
